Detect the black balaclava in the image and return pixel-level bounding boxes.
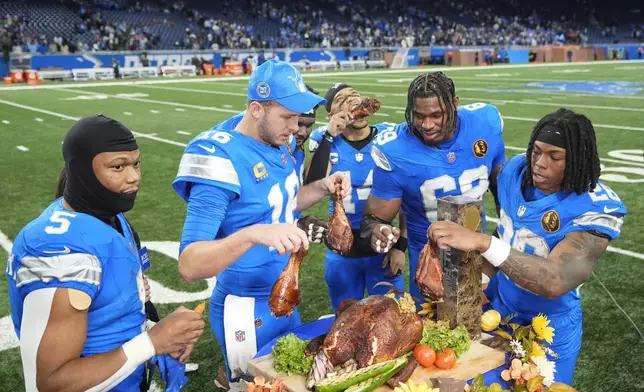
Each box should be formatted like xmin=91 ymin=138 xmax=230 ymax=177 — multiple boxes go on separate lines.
xmin=62 ymin=114 xmax=139 ymax=223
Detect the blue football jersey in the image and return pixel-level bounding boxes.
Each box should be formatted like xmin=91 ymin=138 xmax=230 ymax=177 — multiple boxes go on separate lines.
xmin=212 ymin=112 xmax=244 ymax=131
xmin=309 ymin=123 xmax=396 ymax=229
xmin=212 ymin=112 xmax=304 ymax=187
xmin=494 ymin=154 xmax=626 ymax=315
xmin=7 ymin=199 xmax=147 ymax=390
xmin=173 ymin=128 xmax=300 ymax=297
xmin=370 ymin=103 xmax=505 ymax=247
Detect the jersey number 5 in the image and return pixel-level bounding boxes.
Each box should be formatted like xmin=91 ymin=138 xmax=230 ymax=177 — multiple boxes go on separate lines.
xmin=45 ymin=211 xmax=77 ymax=235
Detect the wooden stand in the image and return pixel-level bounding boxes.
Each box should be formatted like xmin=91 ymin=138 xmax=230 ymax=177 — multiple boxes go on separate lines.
xmin=436 ymin=196 xmax=484 ymax=341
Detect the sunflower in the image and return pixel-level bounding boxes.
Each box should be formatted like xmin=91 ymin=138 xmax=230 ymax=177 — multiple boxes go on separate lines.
xmin=530 ymin=341 xmax=546 ymax=358
xmin=532 ymin=313 xmax=555 ymax=344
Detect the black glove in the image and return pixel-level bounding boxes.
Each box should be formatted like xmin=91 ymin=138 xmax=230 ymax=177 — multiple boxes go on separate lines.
xmin=296 ymin=215 xmax=329 ymax=244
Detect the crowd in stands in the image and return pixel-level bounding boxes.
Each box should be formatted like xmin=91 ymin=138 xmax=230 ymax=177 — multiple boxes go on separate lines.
xmin=0 ymin=0 xmax=642 ymax=55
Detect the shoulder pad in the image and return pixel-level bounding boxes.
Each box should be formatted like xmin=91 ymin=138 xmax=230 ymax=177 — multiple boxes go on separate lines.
xmin=174 ymin=130 xmax=241 ymax=200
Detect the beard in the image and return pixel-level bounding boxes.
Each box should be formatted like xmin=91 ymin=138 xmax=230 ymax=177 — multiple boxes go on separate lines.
xmin=258 ymin=116 xmax=281 ymax=146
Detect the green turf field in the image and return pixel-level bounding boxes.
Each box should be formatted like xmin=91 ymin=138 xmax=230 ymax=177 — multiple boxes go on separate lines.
xmin=0 ymin=60 xmax=643 ymax=391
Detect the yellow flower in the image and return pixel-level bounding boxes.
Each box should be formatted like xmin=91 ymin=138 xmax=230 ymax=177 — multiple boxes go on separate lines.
xmin=531 ymin=341 xmax=546 ymax=358
xmin=418 ymin=302 xmax=434 ymax=316
xmin=532 ymin=313 xmax=555 ymax=344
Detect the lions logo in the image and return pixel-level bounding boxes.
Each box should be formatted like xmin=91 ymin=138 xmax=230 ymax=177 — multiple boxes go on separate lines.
xmin=287 ymin=75 xmax=307 ymax=93
xmin=473 ymin=139 xmax=488 ymax=158
xmin=256 ymin=82 xmax=271 ymax=98
xmin=541 ymin=210 xmax=560 ymax=233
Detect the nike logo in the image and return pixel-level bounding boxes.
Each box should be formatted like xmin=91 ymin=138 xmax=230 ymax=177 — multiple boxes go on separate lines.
xmin=198 ymin=144 xmax=216 ymax=154
xmin=604 ymin=206 xmax=620 ymax=214
xmin=43 ymin=246 xmax=71 ymax=254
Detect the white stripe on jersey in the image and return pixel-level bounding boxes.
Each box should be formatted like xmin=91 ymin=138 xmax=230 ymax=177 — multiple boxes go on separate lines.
xmin=17 ymin=253 xmax=102 ymax=288
xmin=573 ymin=212 xmax=623 ymax=234
xmin=177 ymin=153 xmax=240 ymax=186
xmin=20 ymin=288 xmax=55 ymax=392
xmin=223 ymin=295 xmax=257 ymax=377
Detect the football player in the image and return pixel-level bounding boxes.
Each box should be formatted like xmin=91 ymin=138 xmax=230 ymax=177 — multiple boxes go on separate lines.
xmin=7 ymin=115 xmax=205 ymax=391
xmin=172 ymin=59 xmax=350 ymax=380
xmin=211 ymin=84 xmax=328 ymax=242
xmin=428 ymin=109 xmax=626 ymax=384
xmin=360 ymin=71 xmax=506 ymax=304
xmin=305 ymin=83 xmax=405 ymax=311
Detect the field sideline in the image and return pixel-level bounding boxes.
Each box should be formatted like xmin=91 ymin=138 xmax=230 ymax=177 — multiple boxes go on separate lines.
xmin=0 ymin=61 xmax=642 ymax=391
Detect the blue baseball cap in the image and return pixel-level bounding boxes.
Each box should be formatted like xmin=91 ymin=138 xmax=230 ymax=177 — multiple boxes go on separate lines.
xmin=248 ymin=59 xmax=325 ymax=114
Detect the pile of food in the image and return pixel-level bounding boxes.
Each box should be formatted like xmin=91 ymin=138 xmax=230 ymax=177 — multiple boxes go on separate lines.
xmin=270 ymin=294 xmax=472 ymax=392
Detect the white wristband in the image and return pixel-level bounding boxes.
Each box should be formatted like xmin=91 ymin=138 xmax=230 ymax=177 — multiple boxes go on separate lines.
xmin=122 ymin=331 xmax=156 ymax=366
xmin=481 ymin=236 xmax=511 ymax=267
xmin=86 ymin=332 xmax=157 ymax=391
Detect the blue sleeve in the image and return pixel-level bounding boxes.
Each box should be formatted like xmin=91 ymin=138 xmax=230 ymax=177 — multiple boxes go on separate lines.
xmin=308 ymin=127 xmax=327 ymax=152
xmin=179 ymin=183 xmax=236 ymax=255
xmin=492 ymin=134 xmax=506 ymax=168
xmin=172 ymin=135 xmax=241 ymax=201
xmin=11 ymin=231 xmax=102 ymax=301
xmin=369 ymin=145 xmax=403 ymax=200
xmin=371 ymin=166 xmax=403 ymax=200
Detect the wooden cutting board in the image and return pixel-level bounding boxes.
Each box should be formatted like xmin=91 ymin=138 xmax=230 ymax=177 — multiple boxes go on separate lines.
xmin=247 ymin=338 xmax=506 ymax=392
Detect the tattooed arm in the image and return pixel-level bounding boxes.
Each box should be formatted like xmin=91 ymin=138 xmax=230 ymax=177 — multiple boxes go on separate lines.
xmin=498 ymin=231 xmax=608 ymax=299
xmin=428 ymin=222 xmax=610 ymax=300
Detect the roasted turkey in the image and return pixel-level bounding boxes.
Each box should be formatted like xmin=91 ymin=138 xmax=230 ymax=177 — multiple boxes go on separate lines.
xmin=269 ymin=247 xmax=307 ymax=317
xmin=350 ymin=98 xmax=382 ymax=119
xmin=415 ymin=237 xmax=444 ymax=300
xmin=306 ymin=295 xmax=423 ymax=388
xmin=325 ymin=183 xmax=353 ymax=255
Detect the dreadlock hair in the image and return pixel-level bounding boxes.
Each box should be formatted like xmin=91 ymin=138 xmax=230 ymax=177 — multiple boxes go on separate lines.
xmin=405 ymin=71 xmax=457 ymax=140
xmin=523 ymin=108 xmax=601 ymax=195
xmin=55 ymin=168 xmax=66 ymax=199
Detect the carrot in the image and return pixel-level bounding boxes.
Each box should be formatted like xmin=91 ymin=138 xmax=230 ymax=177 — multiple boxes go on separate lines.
xmin=194 ymin=302 xmax=206 ymax=314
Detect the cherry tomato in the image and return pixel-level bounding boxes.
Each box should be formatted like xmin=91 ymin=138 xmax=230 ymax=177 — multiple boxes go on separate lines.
xmin=435 ymin=348 xmax=457 ymax=370
xmin=413 ymin=344 xmax=436 ymax=368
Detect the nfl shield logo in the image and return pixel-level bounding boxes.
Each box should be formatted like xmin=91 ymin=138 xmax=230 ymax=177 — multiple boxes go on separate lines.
xmin=447 ymin=151 xmax=456 ymax=163
xmin=518 ymin=205 xmax=527 ymax=217
xmin=355 ymin=153 xmax=364 ymax=162
xmin=235 ymin=330 xmax=246 ymax=342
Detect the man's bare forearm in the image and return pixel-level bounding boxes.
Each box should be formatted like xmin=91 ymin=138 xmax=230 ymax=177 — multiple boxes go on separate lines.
xmin=40 ymin=348 xmax=128 ymax=392
xmin=178 ymin=228 xmax=255 ymax=283
xmin=497 ymin=232 xmax=608 ymax=299
xmin=296 ymin=181 xmax=327 ymax=212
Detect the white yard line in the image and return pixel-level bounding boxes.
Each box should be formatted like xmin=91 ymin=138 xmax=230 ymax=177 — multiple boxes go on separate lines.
xmin=0 ymin=98 xmax=187 ymax=147
xmin=137 ymin=84 xmax=247 ymax=97
xmin=592 ymin=271 xmax=644 ymax=343
xmin=54 ymin=87 xmax=240 ymax=114
xmin=0 ymin=60 xmax=641 ymax=91
xmin=176 ymin=131 xmax=191 ymax=135
xmin=379 ymin=105 xmax=644 ymax=133
xmin=504 ymin=146 xmax=644 ymax=167
xmin=16 ymin=145 xmax=29 ymax=152
xmin=117 ymin=82 xmax=644 ymax=114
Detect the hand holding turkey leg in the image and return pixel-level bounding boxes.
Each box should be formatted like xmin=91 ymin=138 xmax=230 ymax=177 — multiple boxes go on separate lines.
xmin=370 ymin=224 xmax=400 ymax=253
